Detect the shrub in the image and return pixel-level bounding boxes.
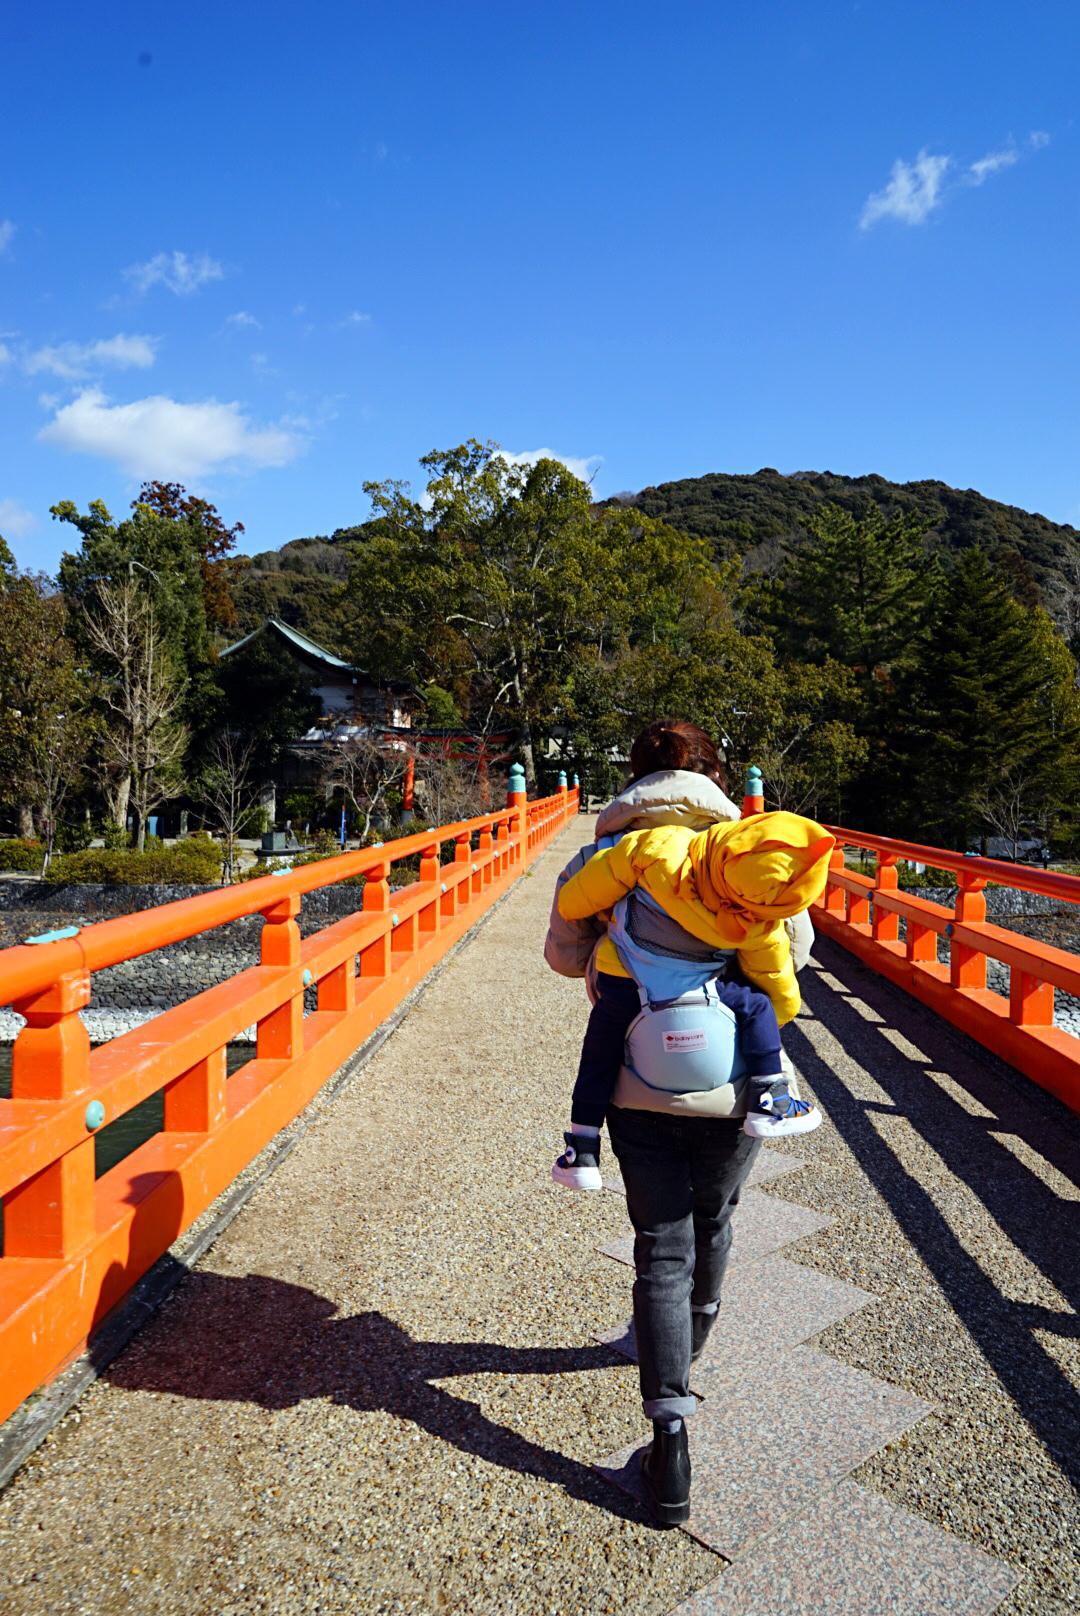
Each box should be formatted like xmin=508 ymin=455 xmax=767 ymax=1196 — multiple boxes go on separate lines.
xmin=0 ymin=838 xmax=44 ymax=873
xmin=56 ymin=820 xmax=94 ymax=854
xmin=45 ymin=837 xmax=222 ymax=886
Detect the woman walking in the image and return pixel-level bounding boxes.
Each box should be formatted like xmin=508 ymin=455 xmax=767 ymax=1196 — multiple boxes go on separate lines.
xmin=545 ymin=721 xmax=825 ymax=1524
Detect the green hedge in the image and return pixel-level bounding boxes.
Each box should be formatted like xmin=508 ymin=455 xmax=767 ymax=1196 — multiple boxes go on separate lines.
xmin=44 ymin=837 xmax=223 ymax=886
xmin=0 ymin=838 xmax=45 ymax=873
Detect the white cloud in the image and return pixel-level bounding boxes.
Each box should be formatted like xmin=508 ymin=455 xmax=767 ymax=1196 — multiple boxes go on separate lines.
xmin=0 ymin=498 xmax=38 ymax=538
xmin=967 ymin=146 xmax=1019 ymax=185
xmin=25 ymin=333 xmax=158 ymax=380
xmin=860 ymin=150 xmax=951 ymax=228
xmin=123 ymin=250 xmax=224 ymax=296
xmin=499 ymin=448 xmax=604 ymax=486
xmin=342 ymin=311 xmax=371 ymax=326
xmin=227 ymin=310 xmax=261 ymax=329
xmin=38 ymin=388 xmax=304 ymax=480
xmin=0 ymin=221 xmax=15 ymax=257
xmin=1029 ymin=130 xmax=1050 ymax=149
xmin=0 ymin=342 xmax=12 ymax=368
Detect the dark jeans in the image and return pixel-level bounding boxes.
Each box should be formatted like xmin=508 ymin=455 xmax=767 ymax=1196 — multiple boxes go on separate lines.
xmin=607 ymin=1104 xmax=761 ymax=1421
xmin=571 ymin=970 xmax=782 ymax=1129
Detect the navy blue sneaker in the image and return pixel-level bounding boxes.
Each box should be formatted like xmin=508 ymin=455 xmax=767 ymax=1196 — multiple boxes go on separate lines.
xmin=551 ymin=1131 xmax=602 ymax=1190
xmin=743 ymin=1086 xmax=822 ymax=1139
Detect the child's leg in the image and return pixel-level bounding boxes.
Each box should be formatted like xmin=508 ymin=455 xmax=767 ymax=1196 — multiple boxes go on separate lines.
xmin=570 ymin=971 xmax=642 ymax=1130
xmin=711 ymin=980 xmax=783 ymax=1082
xmin=713 ymin=979 xmax=823 ymax=1138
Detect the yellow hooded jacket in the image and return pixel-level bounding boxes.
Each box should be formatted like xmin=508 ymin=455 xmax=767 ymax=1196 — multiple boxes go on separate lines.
xmin=557 ymin=812 xmax=835 ymax=1025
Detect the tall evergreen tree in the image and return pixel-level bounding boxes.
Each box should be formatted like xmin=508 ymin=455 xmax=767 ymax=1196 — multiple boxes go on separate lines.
xmin=764 ymin=502 xmax=940 ymax=683
xmin=906 ymin=549 xmax=1068 ymax=848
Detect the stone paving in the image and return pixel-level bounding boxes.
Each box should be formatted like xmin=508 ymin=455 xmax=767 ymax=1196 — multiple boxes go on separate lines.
xmin=0 ymin=816 xmax=1076 ymax=1614
xmin=593 ymin=1166 xmax=1014 ymax=1605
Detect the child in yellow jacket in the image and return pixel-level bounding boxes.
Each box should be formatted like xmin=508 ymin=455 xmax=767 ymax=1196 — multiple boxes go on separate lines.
xmin=551 ymin=811 xmax=835 ymax=1188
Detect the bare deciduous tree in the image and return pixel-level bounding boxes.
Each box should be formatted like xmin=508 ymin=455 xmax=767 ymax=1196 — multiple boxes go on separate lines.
xmin=413 ymin=750 xmax=503 ymax=826
xmin=83 ymin=578 xmax=187 ymax=850
xmin=973 ymin=768 xmax=1038 ymax=860
xmin=322 ymin=730 xmax=413 ymax=839
xmin=198 ymin=731 xmax=259 ymax=882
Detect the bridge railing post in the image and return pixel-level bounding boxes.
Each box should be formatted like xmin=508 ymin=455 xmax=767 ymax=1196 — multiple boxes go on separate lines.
xmin=741 ymin=766 xmax=764 ymax=818
xmin=950 ymin=875 xmax=987 ymax=991
xmin=508 ymin=764 xmax=527 ymax=865
xmin=359 ymin=857 xmax=392 ymax=979
xmin=7 ymin=970 xmax=95 ymax=1258
xmin=165 ymin=1049 xmax=228 ymax=1133
xmin=258 ymin=893 xmax=304 ymax=1059
xmin=871 ymin=855 xmax=899 ymax=941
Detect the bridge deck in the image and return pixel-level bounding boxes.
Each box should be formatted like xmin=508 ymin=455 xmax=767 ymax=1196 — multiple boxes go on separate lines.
xmin=0 ymin=819 xmax=1076 ymax=1615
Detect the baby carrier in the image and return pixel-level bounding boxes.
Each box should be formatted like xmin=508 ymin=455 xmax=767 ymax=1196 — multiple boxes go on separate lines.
xmin=600 ymin=839 xmax=747 ymax=1094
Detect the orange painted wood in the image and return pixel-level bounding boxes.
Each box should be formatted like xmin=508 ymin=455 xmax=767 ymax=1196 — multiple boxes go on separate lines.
xmin=0 ymin=788 xmax=576 ymax=1423
xmin=816 ymin=829 xmax=1080 ymax=1116
xmin=164 ymin=1050 xmax=228 ymax=1133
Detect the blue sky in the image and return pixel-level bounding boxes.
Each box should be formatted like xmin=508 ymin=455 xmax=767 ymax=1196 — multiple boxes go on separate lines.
xmin=1 ymin=1 xmax=1076 ymax=571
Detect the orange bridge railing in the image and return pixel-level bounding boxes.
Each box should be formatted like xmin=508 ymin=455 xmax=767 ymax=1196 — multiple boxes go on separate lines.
xmin=814 ymin=826 xmax=1080 ymax=1115
xmin=0 ymin=778 xmax=579 ymax=1424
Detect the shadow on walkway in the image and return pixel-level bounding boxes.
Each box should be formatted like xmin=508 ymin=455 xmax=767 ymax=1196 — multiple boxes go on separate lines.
xmin=105 ymin=1272 xmax=646 ymax=1524
xmin=788 ymin=938 xmax=1080 ymax=1492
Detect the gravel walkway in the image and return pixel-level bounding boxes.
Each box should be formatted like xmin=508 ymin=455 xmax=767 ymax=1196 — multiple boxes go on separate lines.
xmin=0 ymin=819 xmax=1075 ymax=1614
xmin=780 ymin=943 xmax=1079 ymax=1615
xmin=0 ymin=820 xmax=722 ymax=1616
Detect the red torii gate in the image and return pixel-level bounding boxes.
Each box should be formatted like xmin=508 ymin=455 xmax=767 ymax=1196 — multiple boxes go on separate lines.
xmin=378 ymin=729 xmax=517 ymax=814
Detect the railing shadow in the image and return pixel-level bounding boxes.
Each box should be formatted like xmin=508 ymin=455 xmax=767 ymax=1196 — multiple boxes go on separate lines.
xmin=104 ymin=1271 xmax=645 ymax=1523
xmin=787 ymin=938 xmax=1080 ymax=1490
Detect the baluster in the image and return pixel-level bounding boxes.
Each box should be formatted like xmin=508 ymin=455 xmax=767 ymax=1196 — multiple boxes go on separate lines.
xmin=318 ymin=954 xmax=355 ymax=1013
xmin=848 ymin=885 xmax=870 ymax=927
xmin=824 ymin=849 xmax=846 ymax=914
xmin=907 ymin=919 xmax=938 ymax=964
xmin=478 ymin=824 xmax=494 ymax=886
xmin=1009 ymin=969 xmax=1054 ymax=1026
xmin=165 ymin=1049 xmax=227 ymax=1132
xmin=6 ymin=969 xmax=95 ymax=1257
xmin=418 ymin=838 xmax=440 ymax=937
xmin=950 ymin=875 xmax=986 ymax=990
xmin=872 ymin=854 xmax=900 ymax=942
xmin=359 ymin=857 xmax=391 ymax=979
xmin=258 ymin=893 xmax=303 ymax=1058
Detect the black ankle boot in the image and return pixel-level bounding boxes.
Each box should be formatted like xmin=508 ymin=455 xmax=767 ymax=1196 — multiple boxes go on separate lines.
xmin=691 ymin=1309 xmax=717 ymax=1362
xmin=639 ymin=1421 xmax=691 ymax=1526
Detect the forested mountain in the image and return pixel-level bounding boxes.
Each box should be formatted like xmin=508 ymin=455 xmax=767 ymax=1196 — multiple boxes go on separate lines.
xmin=233 ymin=467 xmax=1080 ymax=652
xmin=231 ymin=536 xmax=351 ymax=652
xmin=606 ymin=468 xmax=1080 ymax=599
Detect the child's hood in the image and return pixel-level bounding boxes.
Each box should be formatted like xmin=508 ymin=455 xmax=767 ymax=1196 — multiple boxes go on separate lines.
xmin=688 ymin=813 xmax=835 ymax=920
